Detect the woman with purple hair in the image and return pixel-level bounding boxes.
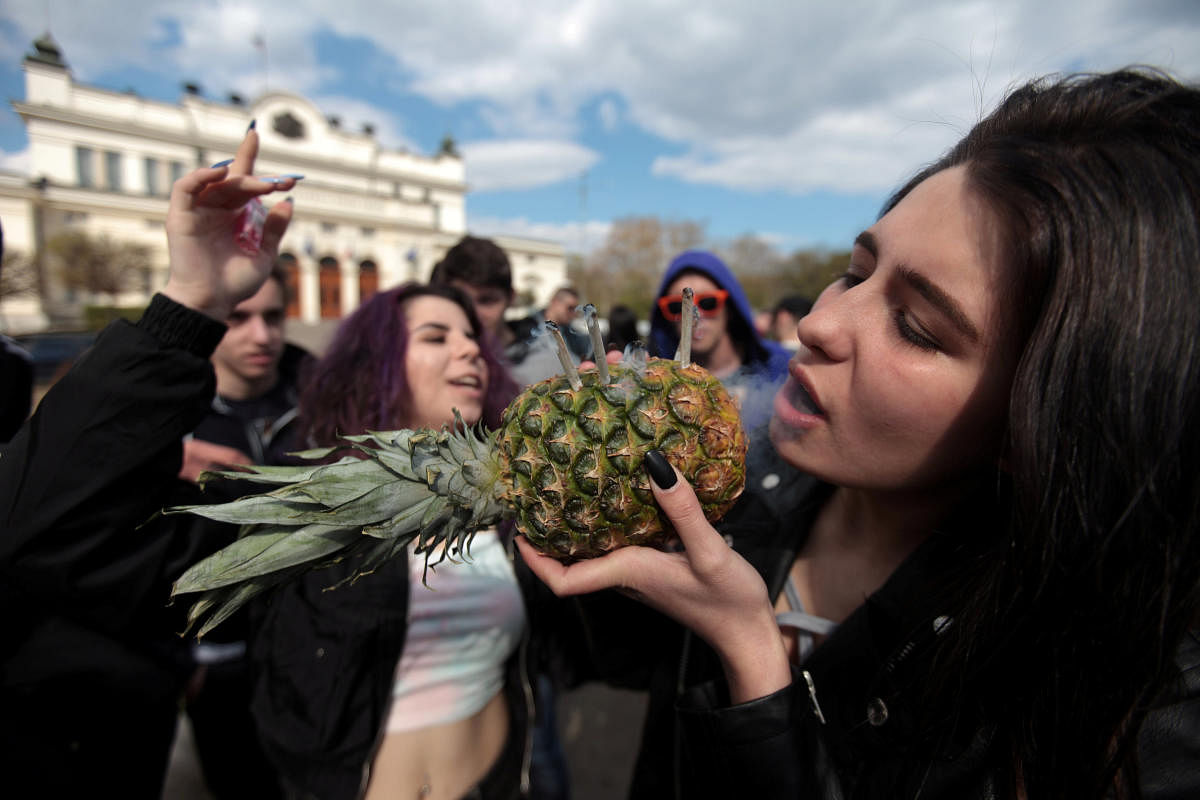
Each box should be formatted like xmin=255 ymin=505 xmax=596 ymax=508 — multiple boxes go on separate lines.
xmin=246 ymin=283 xmax=539 ymax=800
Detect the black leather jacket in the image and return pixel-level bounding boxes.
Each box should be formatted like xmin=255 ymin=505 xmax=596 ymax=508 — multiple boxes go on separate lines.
xmin=574 ymin=480 xmax=1200 ymax=799
xmin=248 ymin=530 xmax=562 ymax=800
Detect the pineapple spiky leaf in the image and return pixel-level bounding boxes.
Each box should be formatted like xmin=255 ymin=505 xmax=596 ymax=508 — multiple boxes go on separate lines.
xmin=171 ymin=350 xmax=746 ymax=636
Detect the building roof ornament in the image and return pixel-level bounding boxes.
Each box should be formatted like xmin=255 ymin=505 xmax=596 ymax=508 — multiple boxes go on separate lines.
xmin=437 ymin=133 xmax=460 ymax=159
xmin=26 ymin=32 xmax=68 ymax=70
xmin=273 ymin=111 xmax=306 ymax=140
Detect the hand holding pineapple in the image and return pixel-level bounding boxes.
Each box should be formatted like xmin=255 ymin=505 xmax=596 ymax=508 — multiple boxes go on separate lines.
xmin=515 ymin=446 xmax=792 ymax=705
xmin=162 ymin=124 xmax=296 ymax=321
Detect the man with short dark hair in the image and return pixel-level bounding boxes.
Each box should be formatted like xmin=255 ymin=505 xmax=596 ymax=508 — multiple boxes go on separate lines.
xmin=430 ymin=235 xmax=566 ymax=385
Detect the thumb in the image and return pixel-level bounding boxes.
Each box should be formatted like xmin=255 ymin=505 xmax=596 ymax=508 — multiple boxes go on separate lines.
xmin=644 ymin=450 xmax=727 ymax=568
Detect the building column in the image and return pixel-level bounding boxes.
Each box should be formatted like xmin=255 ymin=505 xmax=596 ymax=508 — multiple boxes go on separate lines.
xmin=299 ymin=257 xmax=320 ymax=324
xmin=341 ymin=260 xmax=360 ymax=316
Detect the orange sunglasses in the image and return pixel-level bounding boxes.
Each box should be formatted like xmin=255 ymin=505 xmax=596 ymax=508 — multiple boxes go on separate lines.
xmin=657 ymin=289 xmax=729 ymax=322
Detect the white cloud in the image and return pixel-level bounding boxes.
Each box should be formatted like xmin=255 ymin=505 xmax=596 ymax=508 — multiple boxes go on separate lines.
xmin=468 ymin=215 xmax=611 ymax=254
xmin=4 ymin=0 xmax=1198 ymax=197
xmin=460 ymin=139 xmax=600 ymax=192
xmin=0 ymin=147 xmax=29 ymax=175
xmin=597 ymin=98 xmax=620 ymax=132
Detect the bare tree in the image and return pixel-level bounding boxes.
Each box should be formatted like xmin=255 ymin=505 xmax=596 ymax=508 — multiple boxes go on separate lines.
xmin=46 ymin=231 xmax=153 ymax=300
xmin=0 ymin=249 xmax=38 ymax=301
xmin=721 ymin=233 xmax=780 ymax=276
xmin=576 ymin=216 xmax=708 ymax=312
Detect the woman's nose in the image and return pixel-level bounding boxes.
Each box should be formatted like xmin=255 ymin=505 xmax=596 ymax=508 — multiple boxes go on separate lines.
xmin=796 ymin=289 xmax=854 ymax=362
xmin=456 ymin=332 xmax=482 ymax=360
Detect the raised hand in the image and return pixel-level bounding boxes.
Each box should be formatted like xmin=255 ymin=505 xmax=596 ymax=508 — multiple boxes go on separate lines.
xmin=162 ymin=125 xmax=296 ymax=320
xmin=516 ymin=453 xmax=792 ymax=703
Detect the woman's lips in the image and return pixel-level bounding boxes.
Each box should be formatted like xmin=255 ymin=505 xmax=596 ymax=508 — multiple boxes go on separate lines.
xmin=773 ymin=376 xmax=825 ymax=429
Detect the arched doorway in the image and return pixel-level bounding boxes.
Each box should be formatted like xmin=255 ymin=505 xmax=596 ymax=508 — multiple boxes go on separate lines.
xmin=318 ymin=256 xmax=341 ymax=319
xmin=359 ymin=259 xmax=378 ymax=303
xmin=277 ymin=252 xmax=300 ymax=319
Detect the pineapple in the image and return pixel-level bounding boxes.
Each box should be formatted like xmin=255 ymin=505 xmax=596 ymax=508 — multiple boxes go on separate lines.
xmin=171 ymin=292 xmax=746 ymax=635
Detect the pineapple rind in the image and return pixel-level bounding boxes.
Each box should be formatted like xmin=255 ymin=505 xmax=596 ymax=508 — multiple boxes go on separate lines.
xmin=498 ymin=358 xmax=746 ymax=562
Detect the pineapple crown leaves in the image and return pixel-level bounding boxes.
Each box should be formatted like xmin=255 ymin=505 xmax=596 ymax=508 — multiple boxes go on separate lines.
xmin=168 ymin=411 xmax=509 ymax=636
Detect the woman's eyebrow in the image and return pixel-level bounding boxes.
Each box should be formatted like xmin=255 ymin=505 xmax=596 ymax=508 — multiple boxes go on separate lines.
xmin=412 ymin=322 xmax=450 ymax=334
xmin=897 ymin=265 xmax=980 ymax=342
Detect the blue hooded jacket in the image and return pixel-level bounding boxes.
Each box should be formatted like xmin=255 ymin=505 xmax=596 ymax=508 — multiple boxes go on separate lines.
xmin=648 ymin=250 xmax=792 ymax=434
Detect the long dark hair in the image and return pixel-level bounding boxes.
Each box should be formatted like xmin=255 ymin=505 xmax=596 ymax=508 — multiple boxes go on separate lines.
xmin=892 ymin=70 xmax=1200 ymax=796
xmin=297 ymin=282 xmax=520 ymax=447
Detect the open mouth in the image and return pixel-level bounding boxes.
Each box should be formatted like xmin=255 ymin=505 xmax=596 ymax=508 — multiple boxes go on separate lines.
xmin=783 ymin=378 xmax=823 ymax=416
xmin=450 ymin=376 xmax=482 ymax=389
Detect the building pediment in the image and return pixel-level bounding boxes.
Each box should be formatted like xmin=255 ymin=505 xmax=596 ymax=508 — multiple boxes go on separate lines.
xmin=251 ymin=92 xmax=329 ymax=146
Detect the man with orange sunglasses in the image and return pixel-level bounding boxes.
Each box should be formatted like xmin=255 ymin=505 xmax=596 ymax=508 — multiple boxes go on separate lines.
xmin=649 ymin=250 xmax=802 ymax=506
xmin=650 ymin=250 xmax=792 ymax=429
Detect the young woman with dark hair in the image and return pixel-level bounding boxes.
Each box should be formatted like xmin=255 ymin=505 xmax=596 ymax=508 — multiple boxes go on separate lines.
xmin=248 ymin=283 xmax=542 ymax=799
xmin=296 ymin=282 xmax=518 ymax=446
xmin=521 ymin=68 xmax=1200 ymax=798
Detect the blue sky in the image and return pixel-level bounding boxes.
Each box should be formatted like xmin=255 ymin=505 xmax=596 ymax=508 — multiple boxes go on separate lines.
xmin=1 ymin=0 xmax=1198 ymax=254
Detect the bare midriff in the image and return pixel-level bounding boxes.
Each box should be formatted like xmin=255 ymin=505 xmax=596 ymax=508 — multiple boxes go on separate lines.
xmin=364 ymin=690 xmax=510 ymax=800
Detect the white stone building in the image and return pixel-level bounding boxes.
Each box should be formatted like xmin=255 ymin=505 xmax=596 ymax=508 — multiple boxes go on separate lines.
xmin=0 ymin=34 xmax=567 ymax=334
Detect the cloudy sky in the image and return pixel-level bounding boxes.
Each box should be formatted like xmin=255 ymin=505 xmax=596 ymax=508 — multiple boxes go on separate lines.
xmin=1 ymin=0 xmax=1198 ymax=254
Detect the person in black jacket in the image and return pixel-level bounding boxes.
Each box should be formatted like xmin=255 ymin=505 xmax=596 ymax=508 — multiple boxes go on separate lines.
xmin=520 ymin=69 xmax=1200 ymax=799
xmin=0 ymin=125 xmax=297 ymax=798
xmin=178 ymin=264 xmax=309 ymax=800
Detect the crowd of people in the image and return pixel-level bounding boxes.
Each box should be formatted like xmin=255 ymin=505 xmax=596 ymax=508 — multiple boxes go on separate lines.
xmin=2 ymin=67 xmax=1200 ymax=800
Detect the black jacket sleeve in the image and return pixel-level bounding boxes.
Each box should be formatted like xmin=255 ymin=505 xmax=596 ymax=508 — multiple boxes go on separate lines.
xmin=677 ymin=673 xmax=814 ymax=800
xmin=0 ymin=294 xmax=226 ymax=638
xmin=1138 ymin=629 xmax=1200 ymax=799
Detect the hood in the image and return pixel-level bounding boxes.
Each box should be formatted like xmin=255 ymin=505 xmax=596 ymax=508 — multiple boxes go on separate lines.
xmin=648 ymin=250 xmax=791 ymax=380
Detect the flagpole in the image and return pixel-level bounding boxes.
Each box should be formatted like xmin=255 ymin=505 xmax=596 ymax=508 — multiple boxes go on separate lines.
xmin=253 ymin=34 xmax=268 ymax=94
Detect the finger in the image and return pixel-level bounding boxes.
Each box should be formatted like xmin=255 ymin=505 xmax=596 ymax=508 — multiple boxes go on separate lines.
xmin=516 ymin=536 xmax=657 ymax=596
xmin=229 ymin=123 xmax=260 ymax=176
xmin=261 ymin=197 xmax=294 ymax=257
xmin=171 ymin=166 xmax=237 ymax=211
xmin=644 ymin=451 xmax=729 ymax=569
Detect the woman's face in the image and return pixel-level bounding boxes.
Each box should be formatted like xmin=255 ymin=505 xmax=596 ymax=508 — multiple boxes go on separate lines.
xmin=770 ymin=166 xmax=1017 ymax=492
xmin=403 ymin=295 xmax=489 ymax=430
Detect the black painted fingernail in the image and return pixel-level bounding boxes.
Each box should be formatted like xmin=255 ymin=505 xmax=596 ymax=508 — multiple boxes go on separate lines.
xmin=644 ymin=450 xmax=677 ymax=489
xmin=247 ymin=119 xmax=257 ymax=131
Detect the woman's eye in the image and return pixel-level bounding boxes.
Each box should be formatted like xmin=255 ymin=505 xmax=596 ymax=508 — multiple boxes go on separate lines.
xmin=839 ymin=271 xmax=865 ymax=289
xmin=895 ymin=311 xmax=939 ymax=351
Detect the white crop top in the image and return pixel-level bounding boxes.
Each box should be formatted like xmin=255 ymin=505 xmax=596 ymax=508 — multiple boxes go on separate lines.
xmin=386 ymin=530 xmax=526 ymax=733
